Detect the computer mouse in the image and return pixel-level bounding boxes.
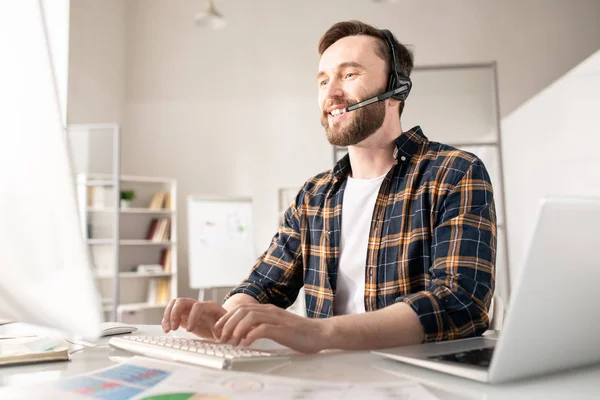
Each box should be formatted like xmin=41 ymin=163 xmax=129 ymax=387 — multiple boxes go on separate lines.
xmin=99 ymin=322 xmax=138 ymax=337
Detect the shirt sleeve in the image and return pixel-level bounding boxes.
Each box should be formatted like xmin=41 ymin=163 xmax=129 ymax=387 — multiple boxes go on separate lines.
xmin=224 ymin=189 xmax=304 ymax=308
xmin=395 ymin=158 xmax=497 ymax=341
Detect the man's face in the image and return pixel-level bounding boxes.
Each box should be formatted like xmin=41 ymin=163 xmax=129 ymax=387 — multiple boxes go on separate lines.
xmin=318 ymin=35 xmax=389 ymax=147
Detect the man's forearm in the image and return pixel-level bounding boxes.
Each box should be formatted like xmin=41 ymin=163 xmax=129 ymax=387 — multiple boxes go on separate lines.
xmin=223 ymin=293 xmax=259 ymax=312
xmin=321 ymin=302 xmax=425 ymax=350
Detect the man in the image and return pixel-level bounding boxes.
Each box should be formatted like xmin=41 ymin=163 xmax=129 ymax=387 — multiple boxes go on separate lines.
xmin=163 ymin=20 xmax=496 ymax=353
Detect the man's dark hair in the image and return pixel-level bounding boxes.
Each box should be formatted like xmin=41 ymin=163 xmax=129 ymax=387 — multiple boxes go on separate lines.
xmin=318 ymin=20 xmax=414 ymax=118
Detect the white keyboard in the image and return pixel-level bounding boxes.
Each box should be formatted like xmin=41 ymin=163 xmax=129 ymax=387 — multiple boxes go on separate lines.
xmin=109 ymin=335 xmax=291 ymax=370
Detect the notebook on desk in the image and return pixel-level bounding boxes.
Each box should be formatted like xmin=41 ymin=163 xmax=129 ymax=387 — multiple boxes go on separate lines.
xmin=0 ymin=335 xmax=70 ymax=367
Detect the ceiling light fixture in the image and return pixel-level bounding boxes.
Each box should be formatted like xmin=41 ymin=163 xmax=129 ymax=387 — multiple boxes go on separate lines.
xmin=194 ymin=0 xmax=226 ymax=30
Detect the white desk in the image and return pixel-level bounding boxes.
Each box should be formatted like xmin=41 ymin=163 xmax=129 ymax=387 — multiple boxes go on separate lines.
xmin=1 ymin=323 xmax=599 ymax=399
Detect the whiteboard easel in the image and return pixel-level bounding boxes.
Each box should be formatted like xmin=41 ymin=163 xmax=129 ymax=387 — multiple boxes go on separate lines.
xmin=187 ymin=196 xmax=255 ymax=300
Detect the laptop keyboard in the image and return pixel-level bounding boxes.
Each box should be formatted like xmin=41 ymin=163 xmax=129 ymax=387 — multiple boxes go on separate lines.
xmin=429 ymin=347 xmax=495 ymax=368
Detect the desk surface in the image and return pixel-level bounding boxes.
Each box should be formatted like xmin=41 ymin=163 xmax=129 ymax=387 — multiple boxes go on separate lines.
xmin=1 ymin=323 xmax=599 ymax=399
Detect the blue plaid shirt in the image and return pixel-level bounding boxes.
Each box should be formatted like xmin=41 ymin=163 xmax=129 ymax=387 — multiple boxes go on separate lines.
xmin=226 ymin=126 xmax=496 ymax=341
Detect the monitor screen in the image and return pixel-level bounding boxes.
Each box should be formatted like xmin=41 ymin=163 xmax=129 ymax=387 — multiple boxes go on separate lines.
xmin=0 ymin=1 xmax=102 ymax=338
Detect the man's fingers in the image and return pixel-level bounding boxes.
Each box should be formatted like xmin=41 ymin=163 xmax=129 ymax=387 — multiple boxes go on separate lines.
xmin=228 ymin=306 xmax=280 ymax=346
xmin=186 ymin=302 xmax=212 ymax=333
xmin=161 ymin=299 xmax=177 ymax=332
xmin=217 ymin=304 xmax=272 ymax=343
xmin=241 ymin=323 xmax=286 ymax=347
xmin=217 ymin=307 xmax=251 ymax=344
xmin=215 ymin=303 xmax=265 ymax=333
xmin=214 ymin=304 xmax=245 ymax=337
xmin=169 ymin=298 xmax=194 ymax=331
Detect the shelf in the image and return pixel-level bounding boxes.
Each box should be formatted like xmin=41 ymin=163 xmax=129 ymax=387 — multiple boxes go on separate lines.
xmin=105 ymin=302 xmax=169 ymax=312
xmin=79 ymin=173 xmax=175 ymax=184
xmin=76 ymin=175 xmax=116 ymax=187
xmin=87 ymin=239 xmax=115 ymax=245
xmin=80 ymin=180 xmax=116 ymax=187
xmin=87 ymin=207 xmax=175 ymax=215
xmin=120 ymin=240 xmax=175 ymax=246
xmin=95 ymin=271 xmax=173 ymax=279
xmin=87 ymin=239 xmax=175 ymax=246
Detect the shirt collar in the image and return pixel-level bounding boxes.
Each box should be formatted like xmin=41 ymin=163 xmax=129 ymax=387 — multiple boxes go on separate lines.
xmin=332 ymin=125 xmax=428 ymax=181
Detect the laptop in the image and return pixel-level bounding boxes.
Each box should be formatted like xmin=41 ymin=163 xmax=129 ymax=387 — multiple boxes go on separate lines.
xmin=372 ymin=197 xmax=600 ymax=383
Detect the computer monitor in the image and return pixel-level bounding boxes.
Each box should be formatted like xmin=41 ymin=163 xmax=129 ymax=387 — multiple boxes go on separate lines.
xmin=0 ymin=1 xmax=102 ymax=338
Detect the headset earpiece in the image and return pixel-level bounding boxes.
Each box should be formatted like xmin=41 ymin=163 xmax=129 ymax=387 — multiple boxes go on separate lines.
xmin=380 ymin=29 xmax=411 ymax=102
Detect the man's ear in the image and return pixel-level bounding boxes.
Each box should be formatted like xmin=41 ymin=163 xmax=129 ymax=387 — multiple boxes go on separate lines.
xmin=387 ymin=98 xmax=402 ymax=108
xmin=387 ymin=98 xmax=403 ymax=114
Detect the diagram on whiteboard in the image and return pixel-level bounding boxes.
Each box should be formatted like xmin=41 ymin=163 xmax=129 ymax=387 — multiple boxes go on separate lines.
xmin=225 ymin=212 xmax=249 ymax=240
xmin=199 ymin=221 xmax=217 ymax=247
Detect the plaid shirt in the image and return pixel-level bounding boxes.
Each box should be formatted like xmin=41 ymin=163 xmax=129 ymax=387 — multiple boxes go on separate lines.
xmin=226 ymin=126 xmax=496 ymax=342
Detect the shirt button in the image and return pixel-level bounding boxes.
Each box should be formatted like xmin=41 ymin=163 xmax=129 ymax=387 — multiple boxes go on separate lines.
xmin=400 ymin=156 xmax=407 ymax=162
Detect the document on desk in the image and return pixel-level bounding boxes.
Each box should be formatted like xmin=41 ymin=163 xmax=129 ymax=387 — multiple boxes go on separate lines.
xmin=0 ymin=356 xmax=439 ymax=399
xmin=0 ymin=335 xmax=69 ymax=366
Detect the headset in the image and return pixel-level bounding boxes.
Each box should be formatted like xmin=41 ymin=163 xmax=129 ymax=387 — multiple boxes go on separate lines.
xmin=341 ymin=29 xmax=412 ymax=114
xmin=380 ymin=29 xmax=412 ymax=102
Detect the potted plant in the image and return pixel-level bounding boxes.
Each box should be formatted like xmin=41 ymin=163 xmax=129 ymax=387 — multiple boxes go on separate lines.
xmin=120 ymin=190 xmax=135 ymax=209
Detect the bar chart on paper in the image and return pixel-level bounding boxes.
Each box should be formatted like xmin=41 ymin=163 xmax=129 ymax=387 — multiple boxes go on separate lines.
xmin=96 ymin=365 xmax=170 ymax=387
xmin=57 ymin=364 xmax=171 ymax=400
xmin=58 ymin=376 xmax=144 ymax=400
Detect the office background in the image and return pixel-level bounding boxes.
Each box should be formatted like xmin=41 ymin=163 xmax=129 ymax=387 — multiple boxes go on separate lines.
xmin=65 ymin=0 xmax=600 ymax=301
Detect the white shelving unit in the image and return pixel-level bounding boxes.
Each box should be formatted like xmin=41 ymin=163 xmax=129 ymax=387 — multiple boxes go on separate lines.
xmin=76 ymin=173 xmax=178 ymax=324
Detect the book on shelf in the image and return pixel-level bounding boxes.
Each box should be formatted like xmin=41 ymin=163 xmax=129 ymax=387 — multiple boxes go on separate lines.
xmin=146 ymin=279 xmax=158 ymax=304
xmin=160 ymin=248 xmax=172 ymax=272
xmin=148 ymin=192 xmax=166 ymax=209
xmin=163 ymin=192 xmax=172 ymax=210
xmin=157 ymin=279 xmax=170 ymax=303
xmin=148 ymin=191 xmax=172 ymax=210
xmin=147 ymin=278 xmax=170 ymax=304
xmin=136 ymin=264 xmax=164 ymax=274
xmin=86 ymin=186 xmax=95 ymax=207
xmin=156 ymin=218 xmax=170 ymax=241
xmin=87 ymin=186 xmax=113 ymax=209
xmin=146 ymin=218 xmax=171 ymax=242
xmin=146 ymin=219 xmax=158 ymax=240
xmin=0 ymin=335 xmax=70 ymax=367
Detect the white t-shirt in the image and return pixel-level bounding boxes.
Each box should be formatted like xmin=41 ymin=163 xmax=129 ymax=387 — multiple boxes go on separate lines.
xmin=334 ymin=171 xmax=387 ymax=315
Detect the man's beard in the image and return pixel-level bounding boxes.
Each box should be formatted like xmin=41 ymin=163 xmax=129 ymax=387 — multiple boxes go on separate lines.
xmin=320 ymin=93 xmax=386 ymax=147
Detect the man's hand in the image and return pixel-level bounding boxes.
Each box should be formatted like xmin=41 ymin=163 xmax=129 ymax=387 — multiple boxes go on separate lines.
xmin=162 ymin=298 xmax=227 ymax=339
xmin=213 ymin=303 xmax=328 ymax=354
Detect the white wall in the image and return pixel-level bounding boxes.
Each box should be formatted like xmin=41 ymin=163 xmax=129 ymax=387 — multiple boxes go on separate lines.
xmin=67 ymin=0 xmax=127 ymax=193
xmin=502 ymin=50 xmax=600 ymax=287
xmin=41 ymin=0 xmax=70 ymax=126
xmin=67 ymin=0 xmax=126 ymax=124
xmin=67 ymin=0 xmax=600 ymax=299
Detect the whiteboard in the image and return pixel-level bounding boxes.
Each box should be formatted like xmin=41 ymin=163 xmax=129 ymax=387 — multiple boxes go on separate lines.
xmin=187 ymin=196 xmax=256 ymax=288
